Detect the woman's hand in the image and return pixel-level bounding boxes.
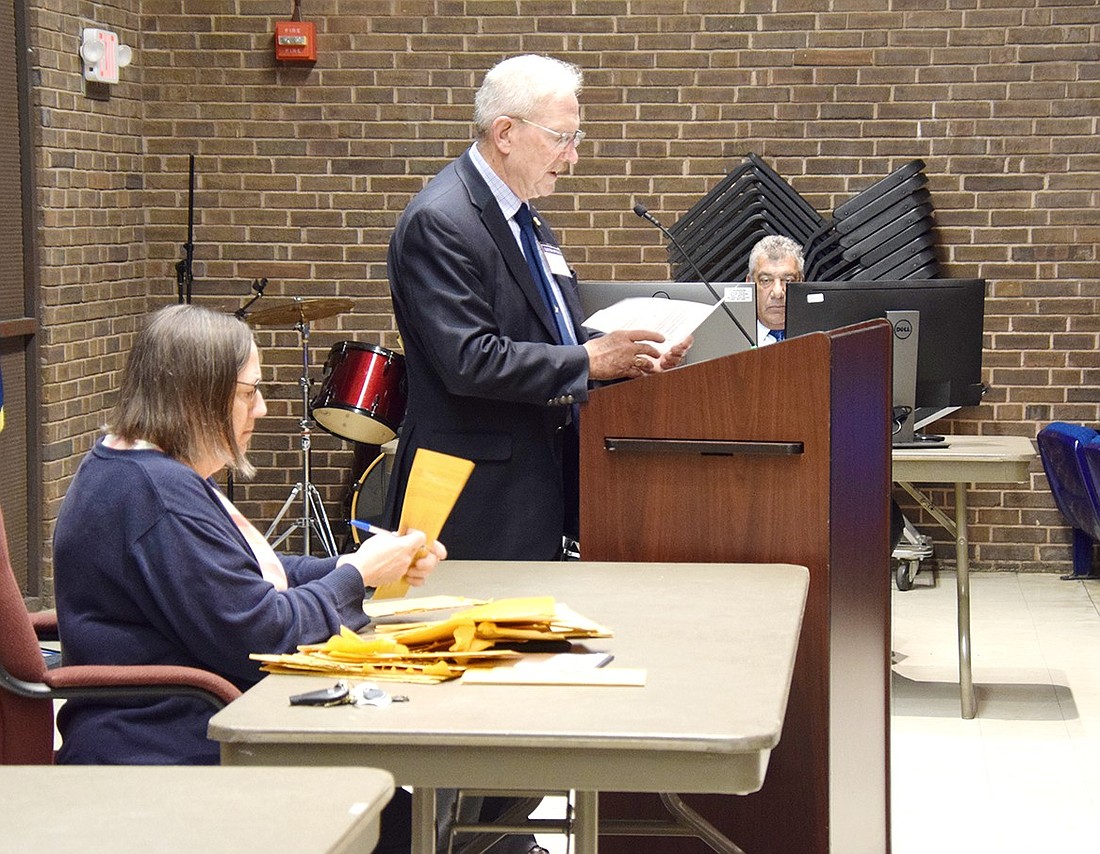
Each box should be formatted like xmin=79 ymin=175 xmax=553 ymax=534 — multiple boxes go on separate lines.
xmin=339 ymin=529 xmax=447 ymax=589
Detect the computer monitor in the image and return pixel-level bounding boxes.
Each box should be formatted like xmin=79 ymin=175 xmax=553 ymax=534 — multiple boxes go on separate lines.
xmin=785 ymin=279 xmax=986 ymax=446
xmin=579 ymin=281 xmax=757 ymax=365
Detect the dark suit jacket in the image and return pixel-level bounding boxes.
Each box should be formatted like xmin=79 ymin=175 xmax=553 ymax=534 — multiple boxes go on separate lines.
xmin=384 ymin=149 xmax=592 ymax=560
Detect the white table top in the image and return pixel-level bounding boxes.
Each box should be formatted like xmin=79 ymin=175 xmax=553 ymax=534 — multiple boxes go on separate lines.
xmin=0 ymin=765 xmax=393 ymax=854
xmin=892 ymin=434 xmax=1036 ymax=483
xmin=210 ymin=561 xmax=809 ymax=797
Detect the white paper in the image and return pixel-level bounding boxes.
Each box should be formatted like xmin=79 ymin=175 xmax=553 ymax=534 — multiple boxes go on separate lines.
xmin=583 ymin=296 xmax=724 ymax=354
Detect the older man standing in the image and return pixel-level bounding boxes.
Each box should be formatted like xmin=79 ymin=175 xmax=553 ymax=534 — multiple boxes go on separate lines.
xmin=385 ymin=52 xmax=691 ymax=854
xmin=385 ymin=54 xmax=688 ymax=562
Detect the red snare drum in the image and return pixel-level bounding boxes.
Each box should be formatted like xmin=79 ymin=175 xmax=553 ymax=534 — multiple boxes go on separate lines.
xmin=311 ymin=342 xmax=406 ymax=445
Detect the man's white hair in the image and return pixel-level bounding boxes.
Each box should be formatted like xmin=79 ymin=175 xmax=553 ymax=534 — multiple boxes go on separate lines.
xmin=473 ymin=55 xmax=583 ymax=137
xmin=748 ymin=235 xmax=805 ymax=277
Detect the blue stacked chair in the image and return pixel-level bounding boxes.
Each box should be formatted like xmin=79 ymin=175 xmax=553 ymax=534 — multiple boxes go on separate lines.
xmin=1036 ymin=422 xmax=1100 ymax=579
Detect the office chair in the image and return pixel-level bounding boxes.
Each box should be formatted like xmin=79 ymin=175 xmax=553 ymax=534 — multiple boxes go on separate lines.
xmin=0 ymin=506 xmax=241 ymax=764
xmin=1036 ymin=423 xmax=1100 ymax=580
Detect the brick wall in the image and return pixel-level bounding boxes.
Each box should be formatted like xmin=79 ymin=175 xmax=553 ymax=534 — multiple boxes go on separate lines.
xmin=31 ymin=0 xmax=146 ymax=584
xmin=28 ymin=0 xmax=1100 ymax=590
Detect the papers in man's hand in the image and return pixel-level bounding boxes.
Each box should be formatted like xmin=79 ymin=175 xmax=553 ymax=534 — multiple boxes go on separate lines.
xmin=584 ymin=296 xmax=724 ymax=354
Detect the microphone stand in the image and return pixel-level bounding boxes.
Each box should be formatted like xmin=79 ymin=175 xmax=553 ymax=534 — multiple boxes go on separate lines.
xmin=175 ymin=153 xmax=196 ymax=305
xmin=633 ymin=203 xmax=757 ymax=349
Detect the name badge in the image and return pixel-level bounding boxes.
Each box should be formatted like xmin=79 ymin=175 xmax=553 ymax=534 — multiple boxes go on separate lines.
xmin=541 ymin=244 xmax=572 ymax=278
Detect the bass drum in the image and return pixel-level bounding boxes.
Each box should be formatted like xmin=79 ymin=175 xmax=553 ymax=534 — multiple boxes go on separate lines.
xmin=348 ymin=453 xmax=392 ymax=545
xmin=311 ymin=341 xmax=406 ymax=445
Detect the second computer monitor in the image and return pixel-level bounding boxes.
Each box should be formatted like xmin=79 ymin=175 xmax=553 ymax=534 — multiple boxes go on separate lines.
xmin=579 ymin=281 xmax=757 ymax=365
xmin=785 ymin=279 xmax=985 ymax=410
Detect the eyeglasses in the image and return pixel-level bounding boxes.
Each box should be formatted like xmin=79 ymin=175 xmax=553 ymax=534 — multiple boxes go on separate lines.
xmin=511 ymin=116 xmax=586 ymax=149
xmin=754 ymin=274 xmax=801 ymax=289
xmin=236 ymin=379 xmax=265 ymax=403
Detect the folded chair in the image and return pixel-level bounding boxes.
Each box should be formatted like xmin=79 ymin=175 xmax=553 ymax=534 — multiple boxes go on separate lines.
xmin=0 ymin=506 xmax=240 ymax=764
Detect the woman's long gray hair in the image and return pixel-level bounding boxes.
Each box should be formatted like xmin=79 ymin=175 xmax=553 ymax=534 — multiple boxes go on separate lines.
xmin=107 ymin=304 xmax=257 ymax=478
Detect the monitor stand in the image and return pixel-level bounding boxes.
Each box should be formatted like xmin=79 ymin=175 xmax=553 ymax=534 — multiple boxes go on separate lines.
xmin=902 ymin=431 xmax=947 ymax=448
xmin=888 ymin=310 xmax=948 ymax=449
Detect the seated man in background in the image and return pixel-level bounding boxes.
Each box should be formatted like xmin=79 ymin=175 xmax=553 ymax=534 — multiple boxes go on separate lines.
xmin=746 ymin=235 xmax=905 ymax=551
xmin=53 ymin=303 xmax=445 ymax=854
xmin=748 ymin=234 xmax=804 ymax=346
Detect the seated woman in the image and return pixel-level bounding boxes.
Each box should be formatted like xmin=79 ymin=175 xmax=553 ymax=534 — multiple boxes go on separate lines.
xmin=53 ymin=304 xmax=444 ymax=848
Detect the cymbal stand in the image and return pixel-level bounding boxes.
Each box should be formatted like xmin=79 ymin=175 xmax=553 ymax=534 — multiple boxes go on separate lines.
xmin=265 ymin=318 xmax=338 ymax=557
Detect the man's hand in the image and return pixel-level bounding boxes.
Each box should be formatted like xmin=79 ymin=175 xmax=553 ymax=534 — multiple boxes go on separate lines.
xmin=652 ymin=335 xmax=693 ymax=372
xmin=584 ymin=329 xmax=665 ymax=380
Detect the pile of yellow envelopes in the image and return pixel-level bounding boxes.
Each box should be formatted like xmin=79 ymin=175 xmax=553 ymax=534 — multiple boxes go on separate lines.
xmin=250 ymin=596 xmax=612 ymax=683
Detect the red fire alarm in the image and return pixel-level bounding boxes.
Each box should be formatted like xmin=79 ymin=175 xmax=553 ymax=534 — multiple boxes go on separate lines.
xmin=275 ymin=21 xmax=316 ymax=62
xmin=275 ymin=2 xmax=316 ymax=63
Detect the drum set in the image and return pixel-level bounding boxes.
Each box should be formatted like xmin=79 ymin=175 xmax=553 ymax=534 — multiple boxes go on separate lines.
xmin=245 ymin=296 xmax=406 ymax=556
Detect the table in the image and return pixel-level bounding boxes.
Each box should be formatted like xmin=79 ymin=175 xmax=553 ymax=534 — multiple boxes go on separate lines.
xmin=892 ymin=434 xmax=1037 ymax=719
xmin=0 ymin=765 xmax=393 ymax=853
xmin=210 ymin=561 xmax=809 ymax=854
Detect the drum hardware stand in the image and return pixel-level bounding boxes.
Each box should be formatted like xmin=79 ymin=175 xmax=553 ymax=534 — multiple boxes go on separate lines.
xmin=226 ymin=278 xmax=268 ymax=503
xmin=233 ymin=277 xmax=268 ymax=320
xmin=265 ymin=313 xmax=339 ymax=557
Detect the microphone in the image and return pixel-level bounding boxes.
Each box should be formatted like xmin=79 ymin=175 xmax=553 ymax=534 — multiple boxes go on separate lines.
xmin=632 ymin=203 xmax=756 ymax=349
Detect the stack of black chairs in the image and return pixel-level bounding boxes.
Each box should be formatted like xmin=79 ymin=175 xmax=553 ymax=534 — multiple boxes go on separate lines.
xmin=666 ymin=153 xmax=826 ymax=283
xmin=668 ymin=154 xmax=942 ymax=282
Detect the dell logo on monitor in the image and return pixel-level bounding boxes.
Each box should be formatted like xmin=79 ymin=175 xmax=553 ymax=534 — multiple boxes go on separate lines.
xmin=893 ymin=319 xmax=914 ymax=339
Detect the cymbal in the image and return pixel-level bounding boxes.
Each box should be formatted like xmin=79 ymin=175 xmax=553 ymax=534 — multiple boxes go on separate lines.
xmin=247 ymin=297 xmax=355 ymax=326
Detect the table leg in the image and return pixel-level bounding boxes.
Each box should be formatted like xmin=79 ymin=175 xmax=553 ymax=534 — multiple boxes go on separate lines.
xmin=954 ymin=482 xmax=976 ymax=719
xmin=412 ymin=787 xmax=437 ymax=854
xmin=897 ymin=480 xmax=977 ymax=718
xmin=574 ymin=790 xmax=598 ymax=853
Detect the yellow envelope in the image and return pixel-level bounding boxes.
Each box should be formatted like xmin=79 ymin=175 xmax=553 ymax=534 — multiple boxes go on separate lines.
xmin=374 ymin=448 xmax=475 ymax=600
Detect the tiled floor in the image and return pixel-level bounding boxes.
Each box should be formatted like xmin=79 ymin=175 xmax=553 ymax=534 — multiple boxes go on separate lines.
xmin=891 ymin=570 xmax=1100 ymax=853
xmin=534 ymin=570 xmax=1100 ymax=853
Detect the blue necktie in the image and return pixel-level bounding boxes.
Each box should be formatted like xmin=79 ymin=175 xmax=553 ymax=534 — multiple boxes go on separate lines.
xmin=515 ymin=204 xmax=575 ymax=346
xmin=515 ymin=203 xmax=580 ymax=428
xmin=771 ymin=328 xmax=786 ymax=342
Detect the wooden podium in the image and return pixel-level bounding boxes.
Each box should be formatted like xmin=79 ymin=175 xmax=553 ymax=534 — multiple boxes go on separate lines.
xmin=580 ymin=321 xmax=893 ymax=854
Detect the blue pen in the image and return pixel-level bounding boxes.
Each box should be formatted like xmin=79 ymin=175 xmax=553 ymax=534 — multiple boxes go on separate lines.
xmin=349 ymin=519 xmax=395 ymax=537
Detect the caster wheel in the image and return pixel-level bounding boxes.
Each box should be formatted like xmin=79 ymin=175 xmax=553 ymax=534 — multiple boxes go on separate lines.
xmin=895 ymin=562 xmax=914 ymax=591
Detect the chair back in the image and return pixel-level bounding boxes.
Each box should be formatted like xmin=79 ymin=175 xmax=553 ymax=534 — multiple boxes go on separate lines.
xmin=1036 ymin=423 xmax=1100 ymax=541
xmin=1077 ymin=439 xmax=1100 ymax=527
xmin=0 ymin=507 xmax=57 ymax=764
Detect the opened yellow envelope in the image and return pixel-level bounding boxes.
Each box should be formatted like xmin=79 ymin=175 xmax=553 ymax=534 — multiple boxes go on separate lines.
xmin=374 ymin=448 xmax=475 ymax=600
xmin=455 ymin=597 xmax=557 ymax=623
xmin=250 ymin=597 xmax=615 ymax=684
